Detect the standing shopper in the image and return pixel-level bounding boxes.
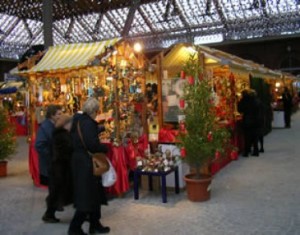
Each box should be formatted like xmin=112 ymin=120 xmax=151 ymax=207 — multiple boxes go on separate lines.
xmin=238 ymin=90 xmax=260 ymax=157
xmin=35 ymin=105 xmax=63 ymax=222
xmin=42 ymin=114 xmax=73 ymax=223
xmin=282 ymin=87 xmax=293 ymax=128
xmin=68 ymin=98 xmax=110 ymax=235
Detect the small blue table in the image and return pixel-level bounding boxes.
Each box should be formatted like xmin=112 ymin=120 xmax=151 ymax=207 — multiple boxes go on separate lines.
xmin=133 ymin=166 xmax=179 ymax=203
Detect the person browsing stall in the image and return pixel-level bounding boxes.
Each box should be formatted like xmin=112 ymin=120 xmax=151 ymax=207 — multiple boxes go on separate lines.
xmin=68 ymin=97 xmax=110 ymax=235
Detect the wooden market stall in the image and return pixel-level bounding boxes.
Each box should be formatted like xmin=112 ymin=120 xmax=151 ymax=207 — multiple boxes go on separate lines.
xmin=19 ymin=38 xmax=149 ymax=193
xmin=0 ymin=80 xmax=28 ymax=136
xmin=149 ymin=43 xmax=285 ymax=179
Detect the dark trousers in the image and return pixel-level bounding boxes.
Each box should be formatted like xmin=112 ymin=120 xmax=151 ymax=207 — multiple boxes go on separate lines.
xmin=244 ymin=128 xmax=259 ymax=155
xmin=284 ymin=109 xmax=291 ymax=127
xmin=44 ymin=171 xmax=59 ymax=217
xmin=258 ymin=135 xmax=264 ymax=150
xmin=69 ymin=207 xmax=101 ymax=232
xmin=39 ymin=174 xmax=49 ymax=186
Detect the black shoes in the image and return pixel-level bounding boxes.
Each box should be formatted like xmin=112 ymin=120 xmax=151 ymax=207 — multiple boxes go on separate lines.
xmin=68 ymin=229 xmax=87 ymax=235
xmin=56 ymin=206 xmax=64 ymax=212
xmin=242 ymin=153 xmax=249 ymax=157
xmin=42 ymin=214 xmax=60 ymax=223
xmin=252 ymin=152 xmax=259 ymax=157
xmin=89 ymin=225 xmax=110 ymax=234
xmin=259 ymin=148 xmax=264 ymax=153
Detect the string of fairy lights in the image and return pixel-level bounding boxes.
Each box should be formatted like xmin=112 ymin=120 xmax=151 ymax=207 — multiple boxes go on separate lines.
xmin=0 ymin=0 xmax=299 ymax=59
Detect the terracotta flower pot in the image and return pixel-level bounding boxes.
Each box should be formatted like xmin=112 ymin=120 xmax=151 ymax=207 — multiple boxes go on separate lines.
xmin=184 ymin=173 xmax=212 ymax=202
xmin=0 ymin=161 xmax=8 ymax=177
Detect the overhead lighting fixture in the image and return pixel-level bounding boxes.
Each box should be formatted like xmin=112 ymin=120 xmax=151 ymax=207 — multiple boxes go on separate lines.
xmin=194 ymin=34 xmax=224 ymax=45
xmin=133 ymin=42 xmax=143 ymax=53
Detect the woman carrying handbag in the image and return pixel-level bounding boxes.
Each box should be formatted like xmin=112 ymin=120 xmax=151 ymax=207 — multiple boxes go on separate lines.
xmin=68 ymin=98 xmax=110 ymax=235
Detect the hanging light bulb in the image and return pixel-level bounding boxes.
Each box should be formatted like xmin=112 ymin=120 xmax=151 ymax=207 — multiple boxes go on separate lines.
xmin=133 ymin=42 xmax=143 ymax=53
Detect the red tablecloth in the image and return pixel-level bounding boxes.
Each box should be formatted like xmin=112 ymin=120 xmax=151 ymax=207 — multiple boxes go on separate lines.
xmin=105 ymin=145 xmax=130 ymax=196
xmin=9 ymin=115 xmax=27 ymax=136
xmin=28 ymin=138 xmax=46 ymax=188
xmin=28 ymin=134 xmax=149 ymax=196
xmin=158 ymin=124 xmax=243 ymax=176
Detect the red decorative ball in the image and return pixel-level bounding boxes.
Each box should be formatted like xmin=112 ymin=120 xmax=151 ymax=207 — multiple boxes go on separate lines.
xmin=180 ymin=147 xmax=186 ymax=157
xmin=207 ymin=131 xmax=213 ymax=142
xmin=230 ymin=150 xmax=238 ymax=160
xmin=179 ymin=99 xmax=185 ymax=109
xmin=215 ymin=150 xmax=221 ymax=160
xmin=179 ymin=122 xmax=185 ymax=132
xmin=188 ymin=76 xmax=194 ymax=85
xmin=180 ymin=71 xmax=185 ymax=79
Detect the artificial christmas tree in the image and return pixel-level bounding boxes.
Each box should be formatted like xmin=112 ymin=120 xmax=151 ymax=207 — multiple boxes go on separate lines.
xmin=0 ymin=108 xmax=17 ymax=177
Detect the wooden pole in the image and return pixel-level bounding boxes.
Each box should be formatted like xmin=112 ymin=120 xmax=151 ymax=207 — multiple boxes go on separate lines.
xmin=157 ymin=52 xmax=164 ymax=129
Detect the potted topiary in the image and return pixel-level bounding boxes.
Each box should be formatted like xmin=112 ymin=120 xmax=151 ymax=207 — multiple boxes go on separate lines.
xmin=177 ymin=51 xmax=231 ymax=202
xmin=0 ymin=108 xmax=17 ymax=177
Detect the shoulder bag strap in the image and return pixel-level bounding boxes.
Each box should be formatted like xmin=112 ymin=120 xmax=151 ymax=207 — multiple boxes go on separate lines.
xmin=77 ymin=121 xmax=88 ymax=151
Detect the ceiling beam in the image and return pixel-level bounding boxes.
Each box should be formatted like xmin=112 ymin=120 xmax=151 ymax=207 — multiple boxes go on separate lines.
xmin=137 ymin=7 xmax=154 ymax=33
xmin=0 ymin=18 xmax=21 ymax=43
xmin=22 ymin=19 xmax=33 ymax=39
xmin=77 ymin=16 xmax=98 ymax=41
xmin=93 ymin=13 xmax=104 ymax=35
xmin=122 ymin=0 xmax=141 ymax=37
xmin=212 ymin=0 xmax=227 ymax=30
xmin=105 ymin=12 xmax=122 ymax=34
xmin=29 ymin=27 xmax=43 ymax=45
xmin=53 ymin=24 xmax=69 ymax=44
xmin=65 ymin=18 xmax=75 ymax=40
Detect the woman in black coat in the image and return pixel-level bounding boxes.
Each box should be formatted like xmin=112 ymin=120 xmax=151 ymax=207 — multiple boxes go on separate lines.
xmin=68 ymin=98 xmax=110 ymax=235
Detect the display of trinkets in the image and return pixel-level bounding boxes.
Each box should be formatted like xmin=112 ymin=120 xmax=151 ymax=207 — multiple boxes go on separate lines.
xmin=136 ymin=147 xmax=181 ymax=172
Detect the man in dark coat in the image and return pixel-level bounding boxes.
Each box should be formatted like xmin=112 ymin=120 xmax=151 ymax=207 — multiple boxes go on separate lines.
xmin=35 ymin=105 xmax=63 ymax=223
xmin=42 ymin=114 xmax=73 ymax=223
xmin=282 ymin=87 xmax=293 ymax=128
xmin=238 ymin=90 xmax=261 ymax=157
xmin=35 ymin=105 xmax=62 ymax=185
xmin=68 ymin=98 xmax=110 ymax=235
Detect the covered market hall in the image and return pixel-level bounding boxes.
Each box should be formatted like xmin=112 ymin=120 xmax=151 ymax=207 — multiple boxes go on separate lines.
xmin=0 ymin=1 xmax=300 ymax=235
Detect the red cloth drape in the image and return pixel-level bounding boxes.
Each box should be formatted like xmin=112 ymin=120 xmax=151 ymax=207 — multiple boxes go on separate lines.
xmin=9 ymin=115 xmax=27 ymax=136
xmin=28 ymin=138 xmax=46 ymax=188
xmin=105 ymin=144 xmax=130 ymax=196
xmin=158 ymin=128 xmax=179 ymax=142
xmin=28 ymin=135 xmax=149 ymax=195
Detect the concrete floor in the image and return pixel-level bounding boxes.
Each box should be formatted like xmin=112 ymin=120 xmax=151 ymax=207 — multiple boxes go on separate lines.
xmin=1 ymin=113 xmax=300 ymax=235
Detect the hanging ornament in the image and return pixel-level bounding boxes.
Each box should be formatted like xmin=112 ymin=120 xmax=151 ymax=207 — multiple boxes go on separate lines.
xmin=179 ymin=121 xmax=186 ymax=132
xmin=230 ymin=150 xmax=238 ymax=160
xmin=188 ymin=76 xmax=194 ymax=85
xmin=215 ymin=150 xmax=221 ymax=160
xmin=180 ymin=147 xmax=186 ymax=157
xmin=180 ymin=70 xmax=185 ymax=79
xmin=179 ymin=99 xmax=185 ymax=109
xmin=207 ymin=131 xmax=213 ymax=142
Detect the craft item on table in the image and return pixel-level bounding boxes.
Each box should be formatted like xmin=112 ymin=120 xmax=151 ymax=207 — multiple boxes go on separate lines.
xmin=136 ymin=147 xmax=181 ymax=172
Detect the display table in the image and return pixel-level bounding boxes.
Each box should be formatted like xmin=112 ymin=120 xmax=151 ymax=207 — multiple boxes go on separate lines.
xmin=133 ymin=166 xmax=179 ymax=203
xmin=158 ymin=143 xmax=189 ymax=189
